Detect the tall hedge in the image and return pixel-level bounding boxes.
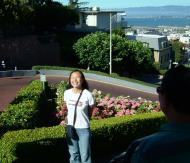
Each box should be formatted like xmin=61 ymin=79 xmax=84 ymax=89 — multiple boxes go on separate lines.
xmin=0 ymin=80 xmax=46 ymax=131
xmin=0 ymin=112 xmax=166 ymax=162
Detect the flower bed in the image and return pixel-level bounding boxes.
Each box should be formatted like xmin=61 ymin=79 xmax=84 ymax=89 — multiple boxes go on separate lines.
xmin=91 ymin=89 xmax=160 ymax=119
xmin=55 ymin=81 xmax=161 ymax=124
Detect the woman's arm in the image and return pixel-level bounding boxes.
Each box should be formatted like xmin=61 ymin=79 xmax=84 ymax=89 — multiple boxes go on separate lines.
xmin=88 ymin=105 xmax=95 ymax=118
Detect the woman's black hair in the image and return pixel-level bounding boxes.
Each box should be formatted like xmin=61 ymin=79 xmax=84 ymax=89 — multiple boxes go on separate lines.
xmin=68 ymin=70 xmax=89 ymax=90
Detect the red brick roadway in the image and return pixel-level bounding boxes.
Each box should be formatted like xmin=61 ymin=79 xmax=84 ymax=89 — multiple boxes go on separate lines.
xmin=0 ymin=75 xmax=158 ymax=112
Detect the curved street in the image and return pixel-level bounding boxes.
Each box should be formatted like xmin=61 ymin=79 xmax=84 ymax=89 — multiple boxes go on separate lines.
xmin=0 ymin=75 xmax=158 ymax=111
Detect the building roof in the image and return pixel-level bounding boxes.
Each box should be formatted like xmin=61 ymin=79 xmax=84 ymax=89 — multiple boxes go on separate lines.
xmin=127 ymin=34 xmax=169 ymax=50
xmin=138 ymin=34 xmax=165 ymax=39
xmin=79 ymin=7 xmax=125 ymax=14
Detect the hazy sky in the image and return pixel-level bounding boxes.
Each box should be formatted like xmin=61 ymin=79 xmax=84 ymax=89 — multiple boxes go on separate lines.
xmin=58 ymin=0 xmax=190 ymax=8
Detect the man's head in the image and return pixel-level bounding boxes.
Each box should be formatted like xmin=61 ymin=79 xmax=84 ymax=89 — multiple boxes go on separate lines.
xmin=157 ymin=65 xmax=190 ymax=115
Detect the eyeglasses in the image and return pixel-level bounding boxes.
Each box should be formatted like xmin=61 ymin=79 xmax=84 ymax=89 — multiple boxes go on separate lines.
xmin=156 ymin=86 xmax=164 ymax=94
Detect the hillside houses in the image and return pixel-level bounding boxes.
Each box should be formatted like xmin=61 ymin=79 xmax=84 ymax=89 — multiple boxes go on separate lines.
xmin=127 ymin=33 xmax=172 ymax=68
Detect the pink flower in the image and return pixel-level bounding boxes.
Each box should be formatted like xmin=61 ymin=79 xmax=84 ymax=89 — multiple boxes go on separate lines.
xmin=92 ymin=107 xmax=100 ymax=116
xmin=60 ymin=120 xmax=66 ymax=125
xmin=115 ymin=110 xmax=125 ymax=117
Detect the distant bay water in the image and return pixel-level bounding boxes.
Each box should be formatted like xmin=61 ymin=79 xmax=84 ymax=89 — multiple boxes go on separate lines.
xmin=125 ymin=17 xmax=190 ymax=27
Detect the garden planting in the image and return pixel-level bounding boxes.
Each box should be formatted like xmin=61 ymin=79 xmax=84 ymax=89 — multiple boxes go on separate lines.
xmin=55 ymin=81 xmax=161 ymax=124
xmin=0 ymin=79 xmax=165 ymax=162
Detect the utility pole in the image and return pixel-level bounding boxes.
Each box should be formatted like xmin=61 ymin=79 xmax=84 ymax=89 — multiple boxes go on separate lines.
xmin=109 ymin=12 xmax=112 ymax=74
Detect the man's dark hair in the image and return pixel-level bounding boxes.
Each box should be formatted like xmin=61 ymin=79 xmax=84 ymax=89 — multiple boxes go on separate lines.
xmin=161 ymin=65 xmax=190 ymax=114
xmin=68 ymin=70 xmax=89 ymax=90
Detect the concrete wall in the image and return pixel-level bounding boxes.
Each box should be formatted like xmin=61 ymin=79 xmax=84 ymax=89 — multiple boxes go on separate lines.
xmin=0 ymin=35 xmax=60 ymax=70
xmin=0 ymin=70 xmax=37 ymax=78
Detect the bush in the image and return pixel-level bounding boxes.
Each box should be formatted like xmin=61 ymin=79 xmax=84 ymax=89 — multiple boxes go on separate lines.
xmin=55 ymin=81 xmax=69 ymax=111
xmin=0 ymin=80 xmax=46 ymax=131
xmin=0 ymin=100 xmax=39 ymax=130
xmin=12 ymin=80 xmax=44 ymax=104
xmin=0 ymin=112 xmax=166 ymax=162
xmin=0 ymin=126 xmax=67 ymax=163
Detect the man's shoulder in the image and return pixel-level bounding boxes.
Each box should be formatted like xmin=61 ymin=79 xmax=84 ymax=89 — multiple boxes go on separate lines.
xmin=110 ymin=132 xmax=172 ymax=163
xmin=134 ymin=131 xmax=190 ymax=162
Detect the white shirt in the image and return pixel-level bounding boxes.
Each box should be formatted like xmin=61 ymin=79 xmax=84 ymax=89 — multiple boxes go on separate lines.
xmin=64 ymin=89 xmax=94 ymax=128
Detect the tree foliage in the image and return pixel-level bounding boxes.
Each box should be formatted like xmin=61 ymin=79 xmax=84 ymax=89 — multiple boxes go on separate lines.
xmin=73 ymin=32 xmax=110 ymax=70
xmin=73 ymin=32 xmax=154 ymax=75
xmin=112 ymin=27 xmax=125 ymax=37
xmin=170 ymin=40 xmax=185 ymax=63
xmin=0 ymin=0 xmax=79 ymax=35
xmin=68 ymin=0 xmax=89 ymax=9
xmin=0 ymin=0 xmax=33 ymax=31
xmin=34 ymin=1 xmax=78 ymax=31
xmin=28 ymin=0 xmax=52 ymax=8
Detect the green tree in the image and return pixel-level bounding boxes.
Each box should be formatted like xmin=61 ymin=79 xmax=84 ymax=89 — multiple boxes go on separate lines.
xmin=0 ymin=0 xmax=33 ymax=36
xmin=73 ymin=32 xmax=154 ymax=75
xmin=124 ymin=40 xmax=153 ymax=75
xmin=170 ymin=40 xmax=185 ymax=63
xmin=68 ymin=0 xmax=88 ymax=9
xmin=73 ymin=32 xmax=110 ymax=71
xmin=0 ymin=0 xmax=79 ymax=35
xmin=34 ymin=1 xmax=78 ymax=31
xmin=112 ymin=27 xmax=125 ymax=37
xmin=28 ymin=0 xmax=52 ymax=8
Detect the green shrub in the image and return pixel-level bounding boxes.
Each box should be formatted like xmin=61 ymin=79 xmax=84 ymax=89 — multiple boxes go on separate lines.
xmin=0 ymin=80 xmax=46 ymax=131
xmin=0 ymin=100 xmax=39 ymax=130
xmin=90 ymin=112 xmax=166 ymax=156
xmin=12 ymin=80 xmax=44 ymax=104
xmin=0 ymin=112 xmax=166 ymax=162
xmin=0 ymin=126 xmax=67 ymax=163
xmin=55 ymin=80 xmax=69 ymax=111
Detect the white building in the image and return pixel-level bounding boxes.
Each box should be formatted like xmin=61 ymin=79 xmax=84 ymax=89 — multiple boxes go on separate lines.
xmin=179 ymin=35 xmax=190 ymax=45
xmin=167 ymin=33 xmax=180 ymax=41
xmin=67 ymin=7 xmax=126 ymax=32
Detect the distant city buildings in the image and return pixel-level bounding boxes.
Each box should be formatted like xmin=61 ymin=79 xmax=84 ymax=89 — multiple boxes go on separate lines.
xmin=66 ymin=5 xmax=190 ymax=68
xmin=126 ymin=25 xmax=190 ymax=65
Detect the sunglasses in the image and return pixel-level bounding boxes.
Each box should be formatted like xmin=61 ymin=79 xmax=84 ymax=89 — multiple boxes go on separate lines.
xmin=156 ymin=86 xmax=164 ymax=94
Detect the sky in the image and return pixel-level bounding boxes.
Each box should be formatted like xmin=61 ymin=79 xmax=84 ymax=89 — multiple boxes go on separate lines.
xmin=58 ymin=0 xmax=190 ymax=8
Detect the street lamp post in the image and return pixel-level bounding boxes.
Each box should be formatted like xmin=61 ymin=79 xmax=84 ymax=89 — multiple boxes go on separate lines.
xmin=109 ymin=12 xmax=112 ymax=74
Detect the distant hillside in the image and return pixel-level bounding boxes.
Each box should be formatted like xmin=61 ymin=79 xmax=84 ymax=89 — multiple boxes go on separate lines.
xmin=125 ymin=6 xmax=190 ymax=17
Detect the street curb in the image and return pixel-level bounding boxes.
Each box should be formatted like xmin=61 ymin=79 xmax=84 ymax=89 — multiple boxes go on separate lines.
xmin=0 ymin=70 xmax=37 ymax=78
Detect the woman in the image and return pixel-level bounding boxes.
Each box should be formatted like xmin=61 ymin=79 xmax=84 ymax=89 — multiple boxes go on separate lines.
xmin=64 ymin=70 xmax=94 ymax=163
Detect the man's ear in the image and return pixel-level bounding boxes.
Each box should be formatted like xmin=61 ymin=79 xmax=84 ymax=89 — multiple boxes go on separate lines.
xmin=159 ymin=93 xmax=169 ymax=113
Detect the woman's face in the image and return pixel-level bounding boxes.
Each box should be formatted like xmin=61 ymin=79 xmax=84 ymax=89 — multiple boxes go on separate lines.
xmin=70 ymin=71 xmax=83 ymax=89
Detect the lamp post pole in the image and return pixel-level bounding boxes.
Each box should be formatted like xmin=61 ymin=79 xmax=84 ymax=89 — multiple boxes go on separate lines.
xmin=109 ymin=12 xmax=112 ymax=74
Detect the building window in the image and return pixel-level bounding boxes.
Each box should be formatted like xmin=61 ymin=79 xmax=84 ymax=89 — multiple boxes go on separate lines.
xmin=161 ymin=41 xmax=168 ymax=49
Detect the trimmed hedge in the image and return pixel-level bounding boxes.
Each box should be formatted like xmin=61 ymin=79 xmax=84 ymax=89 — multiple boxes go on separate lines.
xmin=0 ymin=80 xmax=47 ymax=131
xmin=0 ymin=112 xmax=166 ymax=162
